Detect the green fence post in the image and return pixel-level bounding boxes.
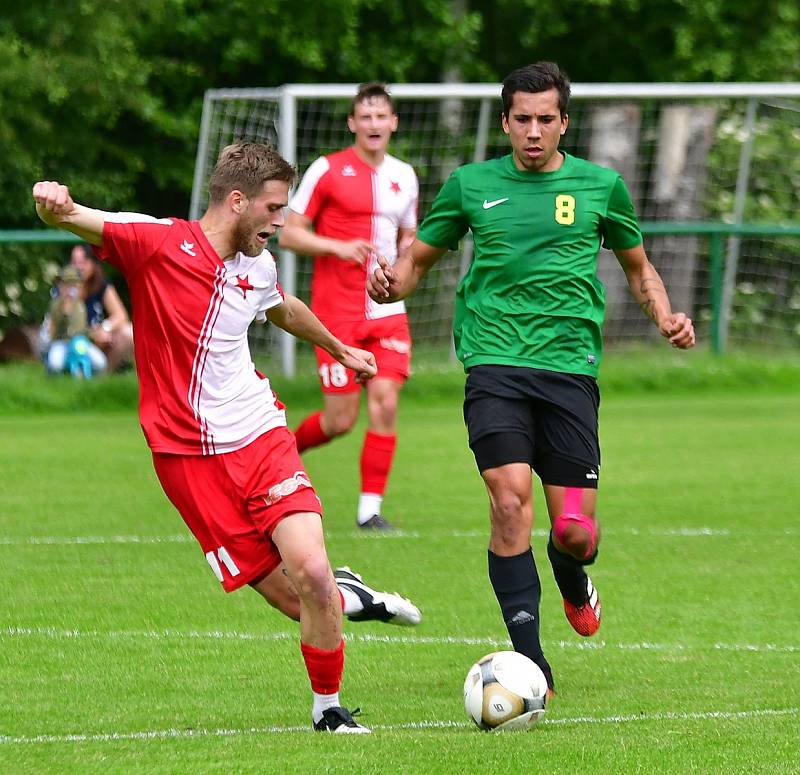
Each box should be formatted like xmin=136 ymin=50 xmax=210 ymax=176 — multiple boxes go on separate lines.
xmin=709 ymin=232 xmax=724 ymax=355
xmin=0 ymin=230 xmax=79 ymax=243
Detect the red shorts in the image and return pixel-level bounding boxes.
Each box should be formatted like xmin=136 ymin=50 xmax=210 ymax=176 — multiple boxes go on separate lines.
xmin=314 ymin=314 xmax=412 ymax=394
xmin=152 ymin=426 xmax=322 ymax=592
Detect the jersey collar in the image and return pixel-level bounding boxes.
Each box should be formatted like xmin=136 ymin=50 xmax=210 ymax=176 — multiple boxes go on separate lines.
xmin=347 ymin=145 xmax=387 ymax=173
xmin=188 ymin=221 xmax=226 ymax=267
xmin=504 ymin=151 xmax=572 ymax=178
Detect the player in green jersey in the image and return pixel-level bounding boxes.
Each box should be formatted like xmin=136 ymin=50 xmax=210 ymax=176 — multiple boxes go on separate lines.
xmin=368 ymin=61 xmax=695 ymax=693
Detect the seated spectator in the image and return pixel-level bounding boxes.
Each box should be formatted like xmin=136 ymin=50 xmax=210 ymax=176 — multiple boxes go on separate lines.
xmin=45 ymin=266 xmax=107 ymax=377
xmin=70 ymin=243 xmax=134 ymax=371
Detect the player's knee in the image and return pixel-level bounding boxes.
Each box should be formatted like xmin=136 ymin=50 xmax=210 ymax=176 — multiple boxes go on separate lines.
xmin=553 ymin=512 xmax=598 ymax=561
xmin=376 ymin=394 xmax=398 ymax=423
xmin=367 ymin=380 xmax=402 ymax=428
xmin=325 ymin=409 xmax=358 ymax=437
xmin=492 ymin=489 xmax=526 ymax=522
xmin=489 ymin=492 xmax=529 ymax=550
xmin=291 ymin=554 xmax=334 ymax=603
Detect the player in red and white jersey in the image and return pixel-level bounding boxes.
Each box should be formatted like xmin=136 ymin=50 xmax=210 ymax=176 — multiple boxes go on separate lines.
xmin=280 ymin=82 xmax=418 ymax=531
xmin=32 ymin=142 xmax=421 ymax=734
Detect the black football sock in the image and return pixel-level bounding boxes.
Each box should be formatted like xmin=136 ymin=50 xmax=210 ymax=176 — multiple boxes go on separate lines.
xmin=547 ymin=532 xmax=597 ymax=606
xmin=488 ymin=548 xmax=553 ymax=689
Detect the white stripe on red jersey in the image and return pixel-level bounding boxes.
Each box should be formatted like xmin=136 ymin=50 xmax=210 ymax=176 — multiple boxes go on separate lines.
xmin=95 ymin=216 xmax=287 ymax=455
xmin=289 ymin=146 xmax=418 ymax=321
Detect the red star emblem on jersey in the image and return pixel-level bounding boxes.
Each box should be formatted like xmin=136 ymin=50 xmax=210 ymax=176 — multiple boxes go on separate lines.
xmin=390 ymin=180 xmax=401 ymax=194
xmin=236 ymin=274 xmax=254 ymax=298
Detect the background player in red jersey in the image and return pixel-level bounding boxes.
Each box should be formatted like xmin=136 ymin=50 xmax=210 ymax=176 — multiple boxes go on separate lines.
xmin=279 ymin=83 xmax=419 ymax=531
xmin=32 ymin=142 xmax=420 ymax=734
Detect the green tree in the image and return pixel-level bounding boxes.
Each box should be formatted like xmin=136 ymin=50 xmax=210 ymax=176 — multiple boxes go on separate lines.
xmin=472 ymin=0 xmax=799 ymax=83
xmin=0 ymin=0 xmax=482 ymax=333
xmin=2 ymin=0 xmax=797 ymax=335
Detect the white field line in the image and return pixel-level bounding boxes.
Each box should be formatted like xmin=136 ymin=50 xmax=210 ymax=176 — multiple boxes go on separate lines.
xmin=1 ymin=707 xmax=797 ymax=746
xmin=0 ymin=534 xmax=195 ymax=546
xmin=2 ymin=526 xmax=797 ymax=546
xmin=3 ymin=626 xmax=798 ymax=654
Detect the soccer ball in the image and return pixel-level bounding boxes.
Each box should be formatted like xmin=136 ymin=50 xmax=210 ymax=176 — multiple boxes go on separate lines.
xmin=463 ymin=651 xmax=549 ymax=731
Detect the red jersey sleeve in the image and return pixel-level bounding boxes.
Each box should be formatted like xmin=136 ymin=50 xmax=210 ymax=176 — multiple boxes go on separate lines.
xmin=94 ymin=213 xmax=175 ymax=277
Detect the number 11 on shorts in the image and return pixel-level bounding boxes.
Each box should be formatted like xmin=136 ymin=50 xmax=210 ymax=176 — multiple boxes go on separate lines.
xmin=205 ymin=546 xmax=241 ymax=582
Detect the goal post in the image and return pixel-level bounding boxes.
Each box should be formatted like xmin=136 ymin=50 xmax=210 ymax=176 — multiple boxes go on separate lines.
xmin=190 ymin=82 xmax=800 ymax=375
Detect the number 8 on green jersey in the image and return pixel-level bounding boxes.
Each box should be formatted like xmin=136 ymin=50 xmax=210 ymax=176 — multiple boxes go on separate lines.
xmin=416 ymin=152 xmax=643 ymax=377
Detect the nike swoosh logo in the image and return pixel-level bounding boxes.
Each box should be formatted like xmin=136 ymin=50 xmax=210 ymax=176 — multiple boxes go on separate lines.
xmin=482 ymin=197 xmax=509 ymax=209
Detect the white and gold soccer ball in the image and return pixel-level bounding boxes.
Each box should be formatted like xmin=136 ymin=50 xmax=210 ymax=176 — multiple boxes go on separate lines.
xmin=463 ymin=651 xmax=549 ymax=731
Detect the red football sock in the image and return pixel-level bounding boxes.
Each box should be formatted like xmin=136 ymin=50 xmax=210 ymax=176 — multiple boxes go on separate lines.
xmin=300 ymin=639 xmax=345 ymax=695
xmin=360 ymin=430 xmax=397 ymax=495
xmin=294 ymin=412 xmax=331 ymax=453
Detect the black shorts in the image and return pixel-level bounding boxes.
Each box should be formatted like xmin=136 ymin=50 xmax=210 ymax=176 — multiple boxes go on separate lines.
xmin=463 ymin=365 xmax=600 ymax=488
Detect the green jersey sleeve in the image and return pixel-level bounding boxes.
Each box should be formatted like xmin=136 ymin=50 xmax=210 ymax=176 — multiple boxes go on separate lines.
xmin=601 ymin=175 xmax=643 ymax=250
xmin=416 ymin=170 xmax=470 ymax=250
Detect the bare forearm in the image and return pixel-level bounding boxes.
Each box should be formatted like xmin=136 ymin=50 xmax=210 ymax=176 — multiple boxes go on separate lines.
xmin=36 ymin=202 xmax=105 ymax=244
xmin=279 ymin=225 xmax=342 ymax=258
xmin=387 ymin=253 xmax=428 ymax=300
xmin=33 ymin=181 xmax=106 ymax=245
xmin=266 ymin=295 xmax=345 ymax=358
xmin=616 ymin=244 xmax=695 ymax=349
xmin=369 ymin=239 xmax=445 ymax=303
xmin=625 ymin=259 xmax=673 ymax=328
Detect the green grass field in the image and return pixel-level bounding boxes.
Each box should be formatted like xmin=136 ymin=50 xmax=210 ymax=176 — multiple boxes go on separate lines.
xmin=1 ymin=359 xmax=799 ymax=773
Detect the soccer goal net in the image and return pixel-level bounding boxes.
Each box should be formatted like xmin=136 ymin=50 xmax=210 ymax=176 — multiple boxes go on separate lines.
xmin=190 ymin=82 xmax=800 ymax=375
